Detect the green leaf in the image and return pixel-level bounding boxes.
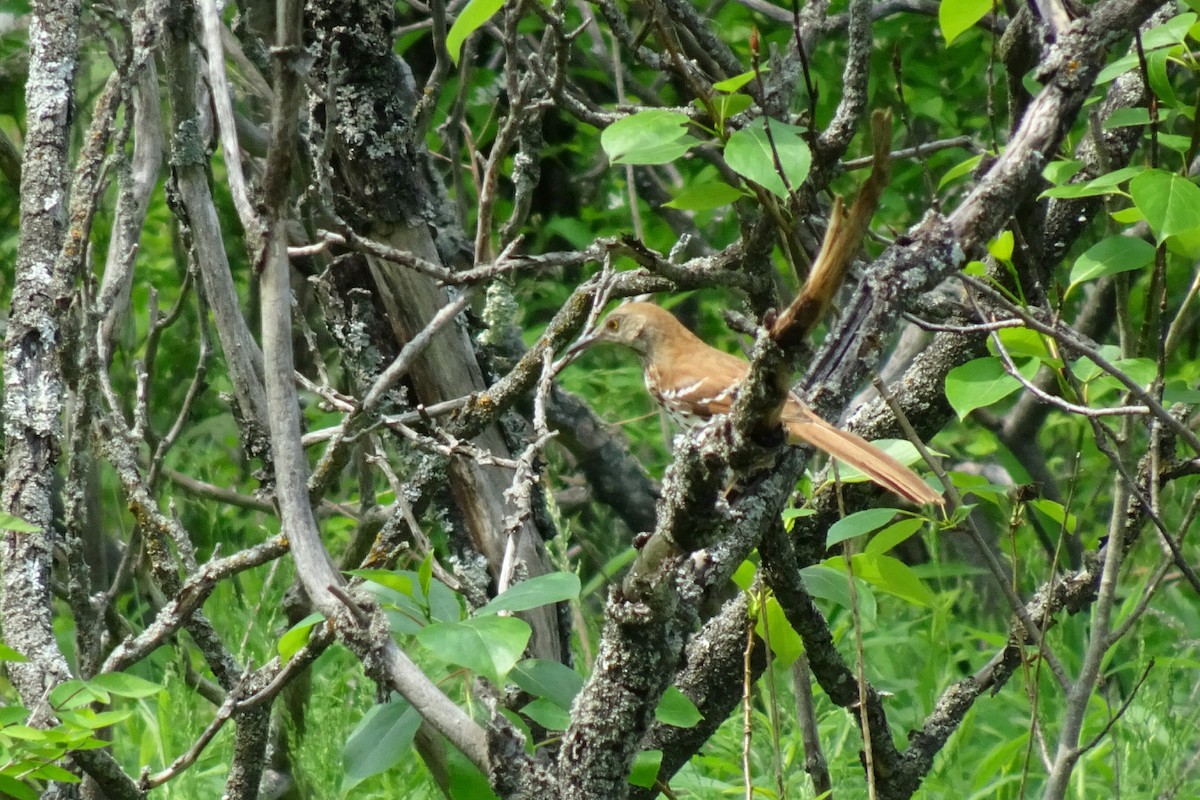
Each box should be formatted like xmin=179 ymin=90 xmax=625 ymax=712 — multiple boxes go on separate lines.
xmin=1110 ymin=206 xmax=1144 ymax=224
xmin=0 ymin=642 xmax=28 ymax=662
xmin=521 ymin=697 xmax=572 ymax=731
xmin=373 ymin=570 xmax=463 ymax=633
xmin=1146 ymin=47 xmax=1179 ymax=107
xmin=939 ymin=153 xmax=985 ymax=189
xmin=913 ymin=561 xmax=990 ymax=580
xmin=1042 ymin=159 xmax=1085 ymax=185
xmin=582 ymin=548 xmax=637 ymax=599
xmin=724 ymin=118 xmax=811 ymax=199
xmin=416 ymin=616 xmax=531 ymax=683
xmin=731 ymin=558 xmax=758 ymax=590
xmin=0 ymin=513 xmax=40 ymax=533
xmin=1067 ymin=235 xmax=1156 ymax=292
xmin=945 ymin=356 xmax=1038 ymax=419
xmin=1165 ymin=380 xmax=1200 ymax=403
xmin=601 ymin=110 xmax=697 ymax=165
xmin=1039 ymin=165 xmax=1143 ymax=199
xmin=446 ymin=0 xmax=504 ymax=65
xmin=510 ymin=659 xmax=583 ymax=710
xmin=781 ymin=506 xmax=815 ymax=532
xmin=826 ymin=553 xmax=934 ymax=607
xmin=757 ymin=596 xmax=804 ymax=666
xmin=1129 ymin=169 xmax=1200 ymax=243
xmin=29 ymin=763 xmax=79 ymax=784
xmin=61 ymin=709 xmax=132 ymax=728
xmin=447 ymin=748 xmax=501 ymax=799
xmin=868 ymin=555 xmax=934 ymax=606
xmin=710 ymin=93 xmax=754 ymax=123
xmin=0 ymin=706 xmax=27 ymax=725
xmin=278 ymin=612 xmax=325 ymax=664
xmin=990 ymin=327 xmax=1059 ymax=367
xmin=49 ymin=680 xmax=105 ymax=710
xmin=1092 ymin=357 xmax=1158 ymax=394
xmin=88 ymin=672 xmax=162 ymax=699
xmin=939 ymin=0 xmax=994 ymax=44
xmin=974 ymin=731 xmax=1031 ymax=786
xmin=629 ymin=750 xmax=663 ymax=788
xmin=0 ymin=775 xmax=38 ymax=800
xmin=1168 ymin=223 xmax=1200 ymax=258
xmin=1096 ymin=54 xmax=1139 ymax=84
xmin=418 ymin=551 xmax=434 ymax=599
xmin=712 ymin=70 xmax=763 ymax=92
xmin=1153 ymin=132 xmax=1194 ymax=156
xmin=1142 ymin=12 xmax=1197 ymax=49
xmin=1102 ymin=107 xmax=1151 ymax=129
xmin=1094 ymin=15 xmax=1194 ymax=83
xmin=865 ymin=518 xmax=927 ymax=556
xmin=478 ymin=573 xmax=580 ymax=616
xmin=345 ymin=569 xmax=414 ymax=596
xmin=663 ymin=181 xmax=745 ymax=211
xmin=1069 ymin=345 xmax=1122 ymax=383
xmin=987 ymin=230 xmax=1014 ymax=261
xmin=1029 ymin=498 xmax=1078 ymax=534
xmin=655 ymin=687 xmax=702 ymax=728
xmin=342 ymin=695 xmax=421 ymax=793
xmin=799 ymin=565 xmax=877 ymax=625
xmin=66 ymin=714 xmax=132 ymax=734
xmin=498 ymin=707 xmax=533 ymax=748
xmin=826 ymin=509 xmax=899 ymax=549
xmin=4 ymin=723 xmax=53 ymax=740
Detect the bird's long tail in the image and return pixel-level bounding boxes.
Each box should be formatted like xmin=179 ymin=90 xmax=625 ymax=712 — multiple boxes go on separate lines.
xmin=783 ymin=407 xmax=943 ymax=506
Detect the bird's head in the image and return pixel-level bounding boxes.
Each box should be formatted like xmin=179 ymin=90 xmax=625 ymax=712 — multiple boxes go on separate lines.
xmin=566 ymin=302 xmax=679 ymax=361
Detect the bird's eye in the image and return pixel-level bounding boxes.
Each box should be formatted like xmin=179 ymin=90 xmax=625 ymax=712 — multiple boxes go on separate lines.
xmin=606 ymin=319 xmax=619 ymax=331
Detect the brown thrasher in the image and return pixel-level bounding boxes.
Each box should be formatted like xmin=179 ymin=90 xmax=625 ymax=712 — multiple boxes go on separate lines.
xmin=571 ymin=302 xmax=943 ymax=506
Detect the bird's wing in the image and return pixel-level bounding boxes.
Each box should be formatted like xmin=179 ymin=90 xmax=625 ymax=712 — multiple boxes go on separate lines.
xmin=782 ymin=400 xmax=943 ymax=506
xmin=670 ymin=347 xmax=749 ymax=415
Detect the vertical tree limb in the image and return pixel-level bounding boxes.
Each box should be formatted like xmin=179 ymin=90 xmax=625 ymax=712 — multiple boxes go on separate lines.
xmin=2 ymin=0 xmax=84 ymax=709
xmin=258 ymin=0 xmax=490 ymax=769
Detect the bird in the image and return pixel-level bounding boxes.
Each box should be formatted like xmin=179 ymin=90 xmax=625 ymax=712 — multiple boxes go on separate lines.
xmin=569 ymin=302 xmax=943 ymax=506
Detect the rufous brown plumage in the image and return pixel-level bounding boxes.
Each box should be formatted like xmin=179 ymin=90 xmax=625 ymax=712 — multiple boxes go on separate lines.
xmin=573 ymin=302 xmax=943 ymax=506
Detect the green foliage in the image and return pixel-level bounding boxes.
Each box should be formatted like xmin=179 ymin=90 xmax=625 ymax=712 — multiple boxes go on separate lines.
xmin=944 ymin=356 xmax=1039 ymax=419
xmin=476 ymin=572 xmax=581 ymax=615
xmin=628 ymin=749 xmax=663 ymax=788
xmin=277 ymin=612 xmax=326 ymax=664
xmin=511 ymin=658 xmax=583 ymax=711
xmin=1040 ymin=165 xmax=1144 ymax=199
xmin=342 ymin=695 xmax=422 ymax=794
xmin=1067 ymin=235 xmax=1157 ymax=296
xmin=416 ymin=616 xmax=532 ymax=685
xmin=1129 ymin=168 xmax=1200 ymax=244
xmin=446 ymin=0 xmax=505 ymax=64
xmin=662 ymin=180 xmax=746 ymax=211
xmin=755 ymin=594 xmax=805 ymax=666
xmin=0 ymin=513 xmax=39 ymax=533
xmin=939 ymin=0 xmax=996 ymax=45
xmin=654 ymin=686 xmax=702 ymax=728
xmin=0 ymin=668 xmax=164 ymax=797
xmin=824 ymin=552 xmax=935 ymax=607
xmin=411 ymin=574 xmax=580 ymax=684
xmin=799 ymin=565 xmax=877 ymax=626
xmin=600 ymin=110 xmax=698 ymax=166
xmin=825 ymin=508 xmax=900 ymax=548
xmin=724 ymin=118 xmax=811 ymax=199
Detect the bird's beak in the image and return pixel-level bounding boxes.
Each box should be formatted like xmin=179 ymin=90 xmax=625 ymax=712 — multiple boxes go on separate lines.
xmin=563 ymin=331 xmax=600 ymax=362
